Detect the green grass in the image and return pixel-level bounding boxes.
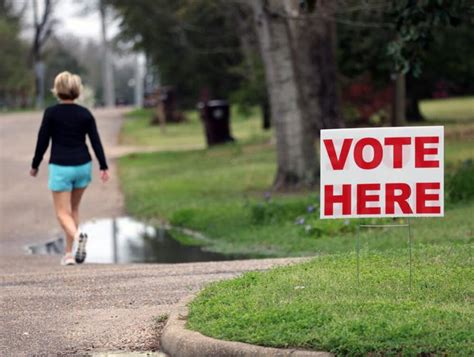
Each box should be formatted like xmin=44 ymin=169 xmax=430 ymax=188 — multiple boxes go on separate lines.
xmin=421 ymin=96 xmax=474 ymax=122
xmin=188 ymin=244 xmax=473 ymax=355
xmin=118 ymin=99 xmax=474 ymax=256
xmin=421 ymin=96 xmax=474 ymax=164
xmin=120 ymin=141 xmax=474 ymax=257
xmin=120 ymin=107 xmax=269 ymax=150
xmin=120 ymin=99 xmax=474 ymax=354
xmin=445 ymin=139 xmax=474 ymax=165
xmin=119 ymin=140 xmax=474 ymax=257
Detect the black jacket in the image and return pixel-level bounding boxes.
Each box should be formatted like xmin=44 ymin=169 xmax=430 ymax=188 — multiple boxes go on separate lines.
xmin=32 ymin=103 xmax=108 ymax=170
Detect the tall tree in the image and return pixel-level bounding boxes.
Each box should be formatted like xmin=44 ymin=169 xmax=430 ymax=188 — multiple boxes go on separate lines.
xmin=337 ymin=0 xmax=474 ymax=122
xmin=388 ymin=0 xmax=474 ymax=120
xmin=248 ymin=0 xmax=343 ymax=189
xmin=43 ymin=37 xmax=84 ymax=103
xmin=110 ymin=0 xmax=343 ymax=188
xmin=109 ymin=0 xmax=243 ymax=108
xmin=226 ymin=3 xmax=271 ymax=129
xmin=31 ymin=0 xmax=55 ymax=108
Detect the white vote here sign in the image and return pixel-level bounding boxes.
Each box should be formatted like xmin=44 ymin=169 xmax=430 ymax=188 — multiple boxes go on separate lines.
xmin=320 ymin=126 xmax=444 ymax=219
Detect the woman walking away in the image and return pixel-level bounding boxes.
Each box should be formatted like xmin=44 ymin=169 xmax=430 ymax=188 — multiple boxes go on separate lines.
xmin=30 ymin=71 xmax=109 ymax=266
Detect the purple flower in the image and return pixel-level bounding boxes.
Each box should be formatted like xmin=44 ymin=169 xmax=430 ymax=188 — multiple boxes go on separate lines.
xmin=295 ymin=217 xmax=305 ymax=225
xmin=307 ymin=205 xmax=315 ymax=213
xmin=263 ymin=191 xmax=272 ymax=201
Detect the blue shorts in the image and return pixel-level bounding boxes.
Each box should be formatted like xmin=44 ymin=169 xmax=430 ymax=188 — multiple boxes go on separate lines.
xmin=48 ymin=162 xmax=92 ymax=192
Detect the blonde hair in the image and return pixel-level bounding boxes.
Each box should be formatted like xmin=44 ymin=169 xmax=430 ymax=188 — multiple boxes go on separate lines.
xmin=52 ymin=71 xmax=82 ymax=100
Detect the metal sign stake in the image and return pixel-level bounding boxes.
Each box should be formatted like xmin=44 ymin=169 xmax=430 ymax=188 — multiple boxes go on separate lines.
xmin=408 ymin=218 xmax=413 ymax=292
xmin=357 ymin=222 xmax=412 ymax=291
xmin=356 ymin=225 xmax=360 ymax=285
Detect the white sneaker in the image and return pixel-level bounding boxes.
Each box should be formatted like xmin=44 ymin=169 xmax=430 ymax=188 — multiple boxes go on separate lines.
xmin=75 ymin=232 xmax=88 ymax=264
xmin=61 ymin=253 xmax=76 ymax=266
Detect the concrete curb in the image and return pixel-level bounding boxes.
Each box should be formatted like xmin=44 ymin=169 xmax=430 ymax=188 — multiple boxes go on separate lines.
xmin=160 ymin=295 xmax=333 ymax=357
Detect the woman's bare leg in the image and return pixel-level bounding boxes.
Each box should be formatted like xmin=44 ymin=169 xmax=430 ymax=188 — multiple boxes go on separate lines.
xmin=52 ymin=191 xmax=77 ymax=254
xmin=71 ymin=187 xmax=87 ymax=228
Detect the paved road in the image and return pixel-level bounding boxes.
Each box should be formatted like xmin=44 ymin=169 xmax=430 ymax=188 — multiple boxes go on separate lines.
xmin=0 ymin=108 xmax=301 ymax=356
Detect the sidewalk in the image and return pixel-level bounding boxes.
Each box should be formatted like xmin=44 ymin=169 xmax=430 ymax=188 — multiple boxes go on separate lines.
xmin=0 ymin=253 xmax=299 ymax=355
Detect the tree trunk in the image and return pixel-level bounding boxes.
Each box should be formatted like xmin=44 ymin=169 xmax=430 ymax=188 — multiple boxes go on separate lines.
xmin=405 ymin=75 xmax=427 ymax=121
xmin=392 ymin=72 xmax=406 ymax=126
xmin=32 ymin=0 xmax=43 ymax=109
xmin=31 ymin=0 xmax=53 ymax=109
xmin=250 ymin=0 xmax=318 ymax=190
xmin=406 ymin=97 xmax=424 ymax=121
xmin=249 ymin=0 xmax=343 ymax=189
xmin=406 ymin=97 xmax=423 ymax=121
xmin=233 ymin=3 xmax=271 ymax=130
xmin=286 ymin=1 xmax=343 ymax=136
xmin=262 ymin=98 xmax=271 ymax=130
xmin=319 ymin=18 xmax=344 ymax=129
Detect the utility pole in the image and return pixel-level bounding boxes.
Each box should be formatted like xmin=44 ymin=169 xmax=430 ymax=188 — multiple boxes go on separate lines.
xmin=134 ymin=53 xmax=144 ymax=108
xmin=99 ymin=0 xmax=115 ymax=107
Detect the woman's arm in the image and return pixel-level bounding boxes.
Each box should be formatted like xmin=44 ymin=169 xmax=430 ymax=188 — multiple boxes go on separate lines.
xmin=87 ymin=113 xmax=109 ymax=171
xmin=31 ymin=109 xmax=52 ymax=171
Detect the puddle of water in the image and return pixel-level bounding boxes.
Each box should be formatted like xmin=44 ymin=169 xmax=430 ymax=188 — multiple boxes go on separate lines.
xmin=27 ymin=216 xmax=242 ymax=264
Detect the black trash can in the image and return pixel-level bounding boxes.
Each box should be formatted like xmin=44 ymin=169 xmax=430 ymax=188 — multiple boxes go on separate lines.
xmin=198 ymin=99 xmax=234 ymax=146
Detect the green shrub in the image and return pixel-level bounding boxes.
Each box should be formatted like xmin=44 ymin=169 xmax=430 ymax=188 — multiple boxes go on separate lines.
xmin=301 ymin=214 xmax=400 ymax=238
xmin=247 ymin=196 xmax=400 ymax=239
xmin=248 ymin=197 xmax=310 ymax=225
xmin=447 ymin=159 xmax=474 ymax=203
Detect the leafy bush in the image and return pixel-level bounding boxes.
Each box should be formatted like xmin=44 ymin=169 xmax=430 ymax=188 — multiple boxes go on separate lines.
xmin=300 ymin=212 xmax=398 ymax=238
xmin=341 ymin=77 xmax=393 ymax=126
xmin=248 ymin=196 xmax=309 ymax=225
xmin=248 ymin=195 xmax=397 ymax=238
xmin=447 ymin=159 xmax=474 ymax=203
